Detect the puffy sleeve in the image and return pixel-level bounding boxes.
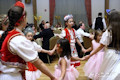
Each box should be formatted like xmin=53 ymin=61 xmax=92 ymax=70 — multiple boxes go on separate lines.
xmin=100 ymin=29 xmax=111 ymax=46
xmin=59 ymin=30 xmax=66 ymax=38
xmin=32 ymin=42 xmax=42 ymax=52
xmin=9 ymin=35 xmax=39 ymax=62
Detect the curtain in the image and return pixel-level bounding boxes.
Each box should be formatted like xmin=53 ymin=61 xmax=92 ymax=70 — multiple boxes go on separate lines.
xmin=49 ymin=0 xmax=55 ymax=25
xmin=85 ymin=0 xmax=91 ymax=25
xmin=0 ymin=0 xmax=16 ymax=14
xmin=53 ymin=0 xmax=88 ymax=27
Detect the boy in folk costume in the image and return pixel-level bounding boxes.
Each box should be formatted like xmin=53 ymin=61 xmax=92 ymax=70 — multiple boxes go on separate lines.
xmin=57 ymin=14 xmax=85 ymax=67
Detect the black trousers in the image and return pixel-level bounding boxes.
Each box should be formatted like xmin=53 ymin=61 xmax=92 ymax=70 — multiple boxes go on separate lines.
xmin=38 ymin=52 xmax=53 ymax=63
xmin=76 ymin=42 xmax=90 ymax=58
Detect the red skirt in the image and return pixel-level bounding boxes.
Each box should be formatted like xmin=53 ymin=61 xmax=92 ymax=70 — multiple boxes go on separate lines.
xmin=27 ymin=62 xmax=37 ymax=71
xmin=71 ymin=60 xmax=80 ymax=67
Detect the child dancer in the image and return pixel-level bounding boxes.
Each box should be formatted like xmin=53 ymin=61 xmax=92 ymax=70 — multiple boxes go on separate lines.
xmin=54 ymin=39 xmax=79 ymax=80
xmin=57 ymin=14 xmax=85 ymax=67
xmin=98 ymin=10 xmax=120 ymax=80
xmin=83 ymin=10 xmax=120 ymax=80
xmin=0 ymin=1 xmax=56 ymax=80
xmin=24 ymin=27 xmax=56 ymax=80
xmin=83 ymin=30 xmax=104 ymax=80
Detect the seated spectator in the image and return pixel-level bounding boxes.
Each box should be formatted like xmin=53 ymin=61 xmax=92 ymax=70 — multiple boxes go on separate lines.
xmin=39 ymin=20 xmax=45 ymax=31
xmin=0 ymin=14 xmax=9 ymax=38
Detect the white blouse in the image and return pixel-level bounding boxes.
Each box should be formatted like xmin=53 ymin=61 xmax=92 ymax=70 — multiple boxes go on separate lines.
xmin=0 ymin=28 xmax=39 ymax=73
xmin=59 ymin=28 xmax=77 ymax=43
xmin=31 ymin=41 xmax=42 ymax=52
xmin=100 ymin=29 xmax=112 ymax=46
xmin=76 ymin=28 xmax=90 ymax=43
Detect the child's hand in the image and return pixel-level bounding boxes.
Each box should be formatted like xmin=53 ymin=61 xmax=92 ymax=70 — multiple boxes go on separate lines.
xmin=48 ymin=50 xmax=54 ymax=55
xmin=82 ymin=55 xmax=91 ymax=60
xmin=89 ymin=34 xmax=94 ymax=40
xmin=82 ymin=48 xmax=87 ymax=53
xmin=79 ymin=57 xmax=86 ymax=61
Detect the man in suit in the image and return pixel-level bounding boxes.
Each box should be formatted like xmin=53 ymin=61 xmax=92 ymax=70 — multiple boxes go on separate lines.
xmin=34 ymin=23 xmax=54 ymax=63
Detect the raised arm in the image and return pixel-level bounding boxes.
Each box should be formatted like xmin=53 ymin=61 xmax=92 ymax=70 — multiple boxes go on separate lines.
xmin=85 ymin=43 xmax=93 ymax=53
xmin=32 ymin=59 xmax=57 ymax=80
xmin=41 ymin=44 xmax=57 ymax=55
xmin=83 ymin=43 xmax=105 ymax=60
xmin=71 ymin=56 xmax=84 ymax=61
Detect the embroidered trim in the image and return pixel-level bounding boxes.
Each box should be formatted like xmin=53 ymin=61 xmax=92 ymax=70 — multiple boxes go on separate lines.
xmin=1 ymin=59 xmax=27 ymax=69
xmin=7 ymin=30 xmax=24 ymax=55
xmin=65 ymin=28 xmax=76 ymax=43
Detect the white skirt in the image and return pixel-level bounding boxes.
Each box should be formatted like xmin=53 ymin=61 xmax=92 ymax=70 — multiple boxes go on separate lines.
xmin=25 ymin=70 xmax=41 ymax=80
xmin=0 ymin=72 xmax=22 ymax=80
xmin=98 ymin=49 xmax=120 ymax=80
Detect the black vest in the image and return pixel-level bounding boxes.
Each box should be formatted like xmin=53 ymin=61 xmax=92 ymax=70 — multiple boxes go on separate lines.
xmin=95 ymin=17 xmax=103 ymax=30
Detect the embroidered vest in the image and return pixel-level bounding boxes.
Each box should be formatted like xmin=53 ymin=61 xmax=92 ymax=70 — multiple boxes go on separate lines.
xmin=0 ymin=29 xmax=26 ymax=69
xmin=64 ymin=28 xmax=76 ymax=43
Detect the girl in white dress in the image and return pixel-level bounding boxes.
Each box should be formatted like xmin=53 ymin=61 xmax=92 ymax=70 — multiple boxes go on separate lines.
xmin=83 ymin=10 xmax=120 ymax=80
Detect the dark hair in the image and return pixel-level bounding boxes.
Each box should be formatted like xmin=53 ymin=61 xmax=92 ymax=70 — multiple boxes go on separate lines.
xmin=46 ymin=21 xmax=49 ymax=23
xmin=98 ymin=12 xmax=102 ymax=16
xmin=108 ymin=11 xmax=120 ymax=50
xmin=0 ymin=14 xmax=9 ymax=30
xmin=64 ymin=21 xmax=67 ymax=28
xmin=0 ymin=6 xmax=24 ymax=49
xmin=57 ymin=39 xmax=71 ymax=59
xmin=78 ymin=23 xmax=82 ymax=28
xmin=94 ymin=30 xmax=102 ymax=40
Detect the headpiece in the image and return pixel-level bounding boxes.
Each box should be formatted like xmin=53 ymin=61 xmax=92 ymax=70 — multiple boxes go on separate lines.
xmin=64 ymin=14 xmax=73 ymax=21
xmin=14 ymin=1 xmax=25 ymax=26
xmin=24 ymin=27 xmax=34 ymax=35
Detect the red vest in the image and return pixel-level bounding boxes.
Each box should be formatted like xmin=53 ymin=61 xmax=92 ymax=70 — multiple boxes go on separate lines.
xmin=64 ymin=28 xmax=76 ymax=43
xmin=0 ymin=29 xmax=26 ymax=69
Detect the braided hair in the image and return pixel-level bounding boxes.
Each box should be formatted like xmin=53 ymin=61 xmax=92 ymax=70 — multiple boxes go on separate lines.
xmin=0 ymin=6 xmax=24 ymax=49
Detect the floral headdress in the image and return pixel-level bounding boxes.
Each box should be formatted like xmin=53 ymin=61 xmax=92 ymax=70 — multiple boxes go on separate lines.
xmin=64 ymin=14 xmax=73 ymax=21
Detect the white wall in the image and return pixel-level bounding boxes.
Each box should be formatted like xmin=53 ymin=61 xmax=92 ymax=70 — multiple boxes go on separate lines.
xmin=22 ymin=0 xmax=120 ymax=25
xmin=91 ymin=0 xmax=105 ymax=23
xmin=109 ymin=0 xmax=120 ymax=11
xmin=91 ymin=0 xmax=120 ymax=23
xmin=22 ymin=0 xmax=33 ymax=24
xmin=37 ymin=0 xmax=49 ymax=24
xmin=22 ymin=0 xmax=49 ymax=24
